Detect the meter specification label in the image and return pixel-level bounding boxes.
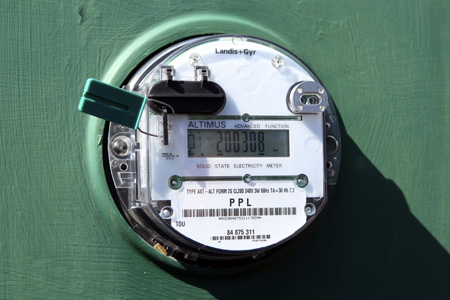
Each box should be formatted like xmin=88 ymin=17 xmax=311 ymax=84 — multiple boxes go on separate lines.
xmin=172 ymin=181 xmax=307 ymax=251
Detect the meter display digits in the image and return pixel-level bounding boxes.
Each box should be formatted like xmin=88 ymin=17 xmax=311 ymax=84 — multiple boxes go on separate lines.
xmin=187 ymin=129 xmax=290 ymax=157
xmin=105 ymin=35 xmax=341 ymax=267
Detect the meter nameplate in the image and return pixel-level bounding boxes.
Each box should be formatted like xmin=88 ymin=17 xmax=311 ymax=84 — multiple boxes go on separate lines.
xmin=172 ymin=181 xmax=306 ymax=251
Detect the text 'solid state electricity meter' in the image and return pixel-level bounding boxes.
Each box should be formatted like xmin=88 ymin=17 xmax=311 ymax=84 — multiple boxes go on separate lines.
xmin=79 ymin=35 xmax=341 ymax=267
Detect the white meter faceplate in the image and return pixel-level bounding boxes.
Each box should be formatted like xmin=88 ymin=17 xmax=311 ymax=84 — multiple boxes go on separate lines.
xmin=106 ymin=35 xmax=341 ymax=266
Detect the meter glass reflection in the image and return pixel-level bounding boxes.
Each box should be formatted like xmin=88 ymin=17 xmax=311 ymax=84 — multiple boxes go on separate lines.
xmin=187 ymin=129 xmax=290 ymax=157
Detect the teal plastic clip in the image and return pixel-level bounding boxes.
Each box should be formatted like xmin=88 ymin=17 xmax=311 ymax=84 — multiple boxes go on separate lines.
xmin=78 ymin=78 xmax=147 ymax=129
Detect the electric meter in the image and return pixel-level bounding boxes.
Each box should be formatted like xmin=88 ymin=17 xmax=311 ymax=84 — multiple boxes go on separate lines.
xmin=79 ymin=35 xmax=341 ymax=267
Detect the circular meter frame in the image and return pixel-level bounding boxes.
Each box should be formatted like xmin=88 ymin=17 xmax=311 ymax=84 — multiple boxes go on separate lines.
xmin=104 ymin=35 xmax=341 ymax=267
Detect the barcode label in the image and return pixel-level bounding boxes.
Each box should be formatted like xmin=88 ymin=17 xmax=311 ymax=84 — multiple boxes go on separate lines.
xmin=211 ymin=234 xmax=271 ymax=241
xmin=182 ymin=207 xmax=297 ymax=218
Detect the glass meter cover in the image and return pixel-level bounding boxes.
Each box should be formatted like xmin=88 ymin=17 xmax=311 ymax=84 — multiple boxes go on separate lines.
xmin=105 ymin=35 xmax=341 ymax=267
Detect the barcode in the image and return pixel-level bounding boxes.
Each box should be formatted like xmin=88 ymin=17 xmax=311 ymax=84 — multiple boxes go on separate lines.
xmin=182 ymin=207 xmax=296 ymax=218
xmin=211 ymin=234 xmax=271 ymax=241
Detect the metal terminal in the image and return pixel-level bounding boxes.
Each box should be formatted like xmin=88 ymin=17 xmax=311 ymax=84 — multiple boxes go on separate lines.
xmin=160 ymin=65 xmax=175 ymax=81
xmin=287 ymin=81 xmax=329 ymax=114
xmin=195 ymin=66 xmax=210 ymax=82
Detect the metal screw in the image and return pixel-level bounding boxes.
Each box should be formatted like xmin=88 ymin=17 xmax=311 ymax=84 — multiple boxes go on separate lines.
xmin=304 ymin=203 xmax=316 ymax=216
xmin=243 ymin=174 xmax=252 ymax=183
xmin=169 ymin=176 xmax=182 ymax=189
xmin=161 ymin=207 xmax=173 ymax=219
xmin=272 ymin=55 xmax=285 ymax=69
xmin=189 ymin=53 xmax=202 ymax=66
xmin=318 ymin=87 xmax=325 ymax=94
xmin=297 ymin=105 xmax=303 ymax=111
xmin=242 ymin=113 xmax=250 ymax=122
xmin=112 ymin=137 xmax=130 ymax=156
xmin=296 ymin=174 xmax=309 ymax=188
xmin=319 ymin=105 xmax=325 ymax=111
xmin=297 ymin=88 xmax=303 ymax=94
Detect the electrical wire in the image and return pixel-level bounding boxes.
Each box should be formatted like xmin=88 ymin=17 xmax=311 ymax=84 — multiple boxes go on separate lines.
xmin=137 ymin=98 xmax=176 ymax=136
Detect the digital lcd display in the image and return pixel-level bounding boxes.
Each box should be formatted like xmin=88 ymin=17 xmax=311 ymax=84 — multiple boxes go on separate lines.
xmin=187 ymin=130 xmax=289 ymax=157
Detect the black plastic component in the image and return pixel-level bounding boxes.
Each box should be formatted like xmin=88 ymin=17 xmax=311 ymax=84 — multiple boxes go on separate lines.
xmin=162 ymin=108 xmax=168 ymax=145
xmin=147 ymin=80 xmax=226 ymax=114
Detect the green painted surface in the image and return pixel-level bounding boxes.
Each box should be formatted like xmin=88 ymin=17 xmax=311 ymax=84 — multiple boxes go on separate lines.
xmin=1 ymin=0 xmax=450 ymax=299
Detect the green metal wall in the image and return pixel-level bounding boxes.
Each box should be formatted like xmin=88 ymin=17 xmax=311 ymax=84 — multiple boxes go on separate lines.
xmin=1 ymin=0 xmax=449 ymax=299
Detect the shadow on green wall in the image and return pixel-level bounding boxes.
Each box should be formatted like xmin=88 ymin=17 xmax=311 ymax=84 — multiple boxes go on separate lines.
xmin=170 ymin=125 xmax=450 ymax=299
